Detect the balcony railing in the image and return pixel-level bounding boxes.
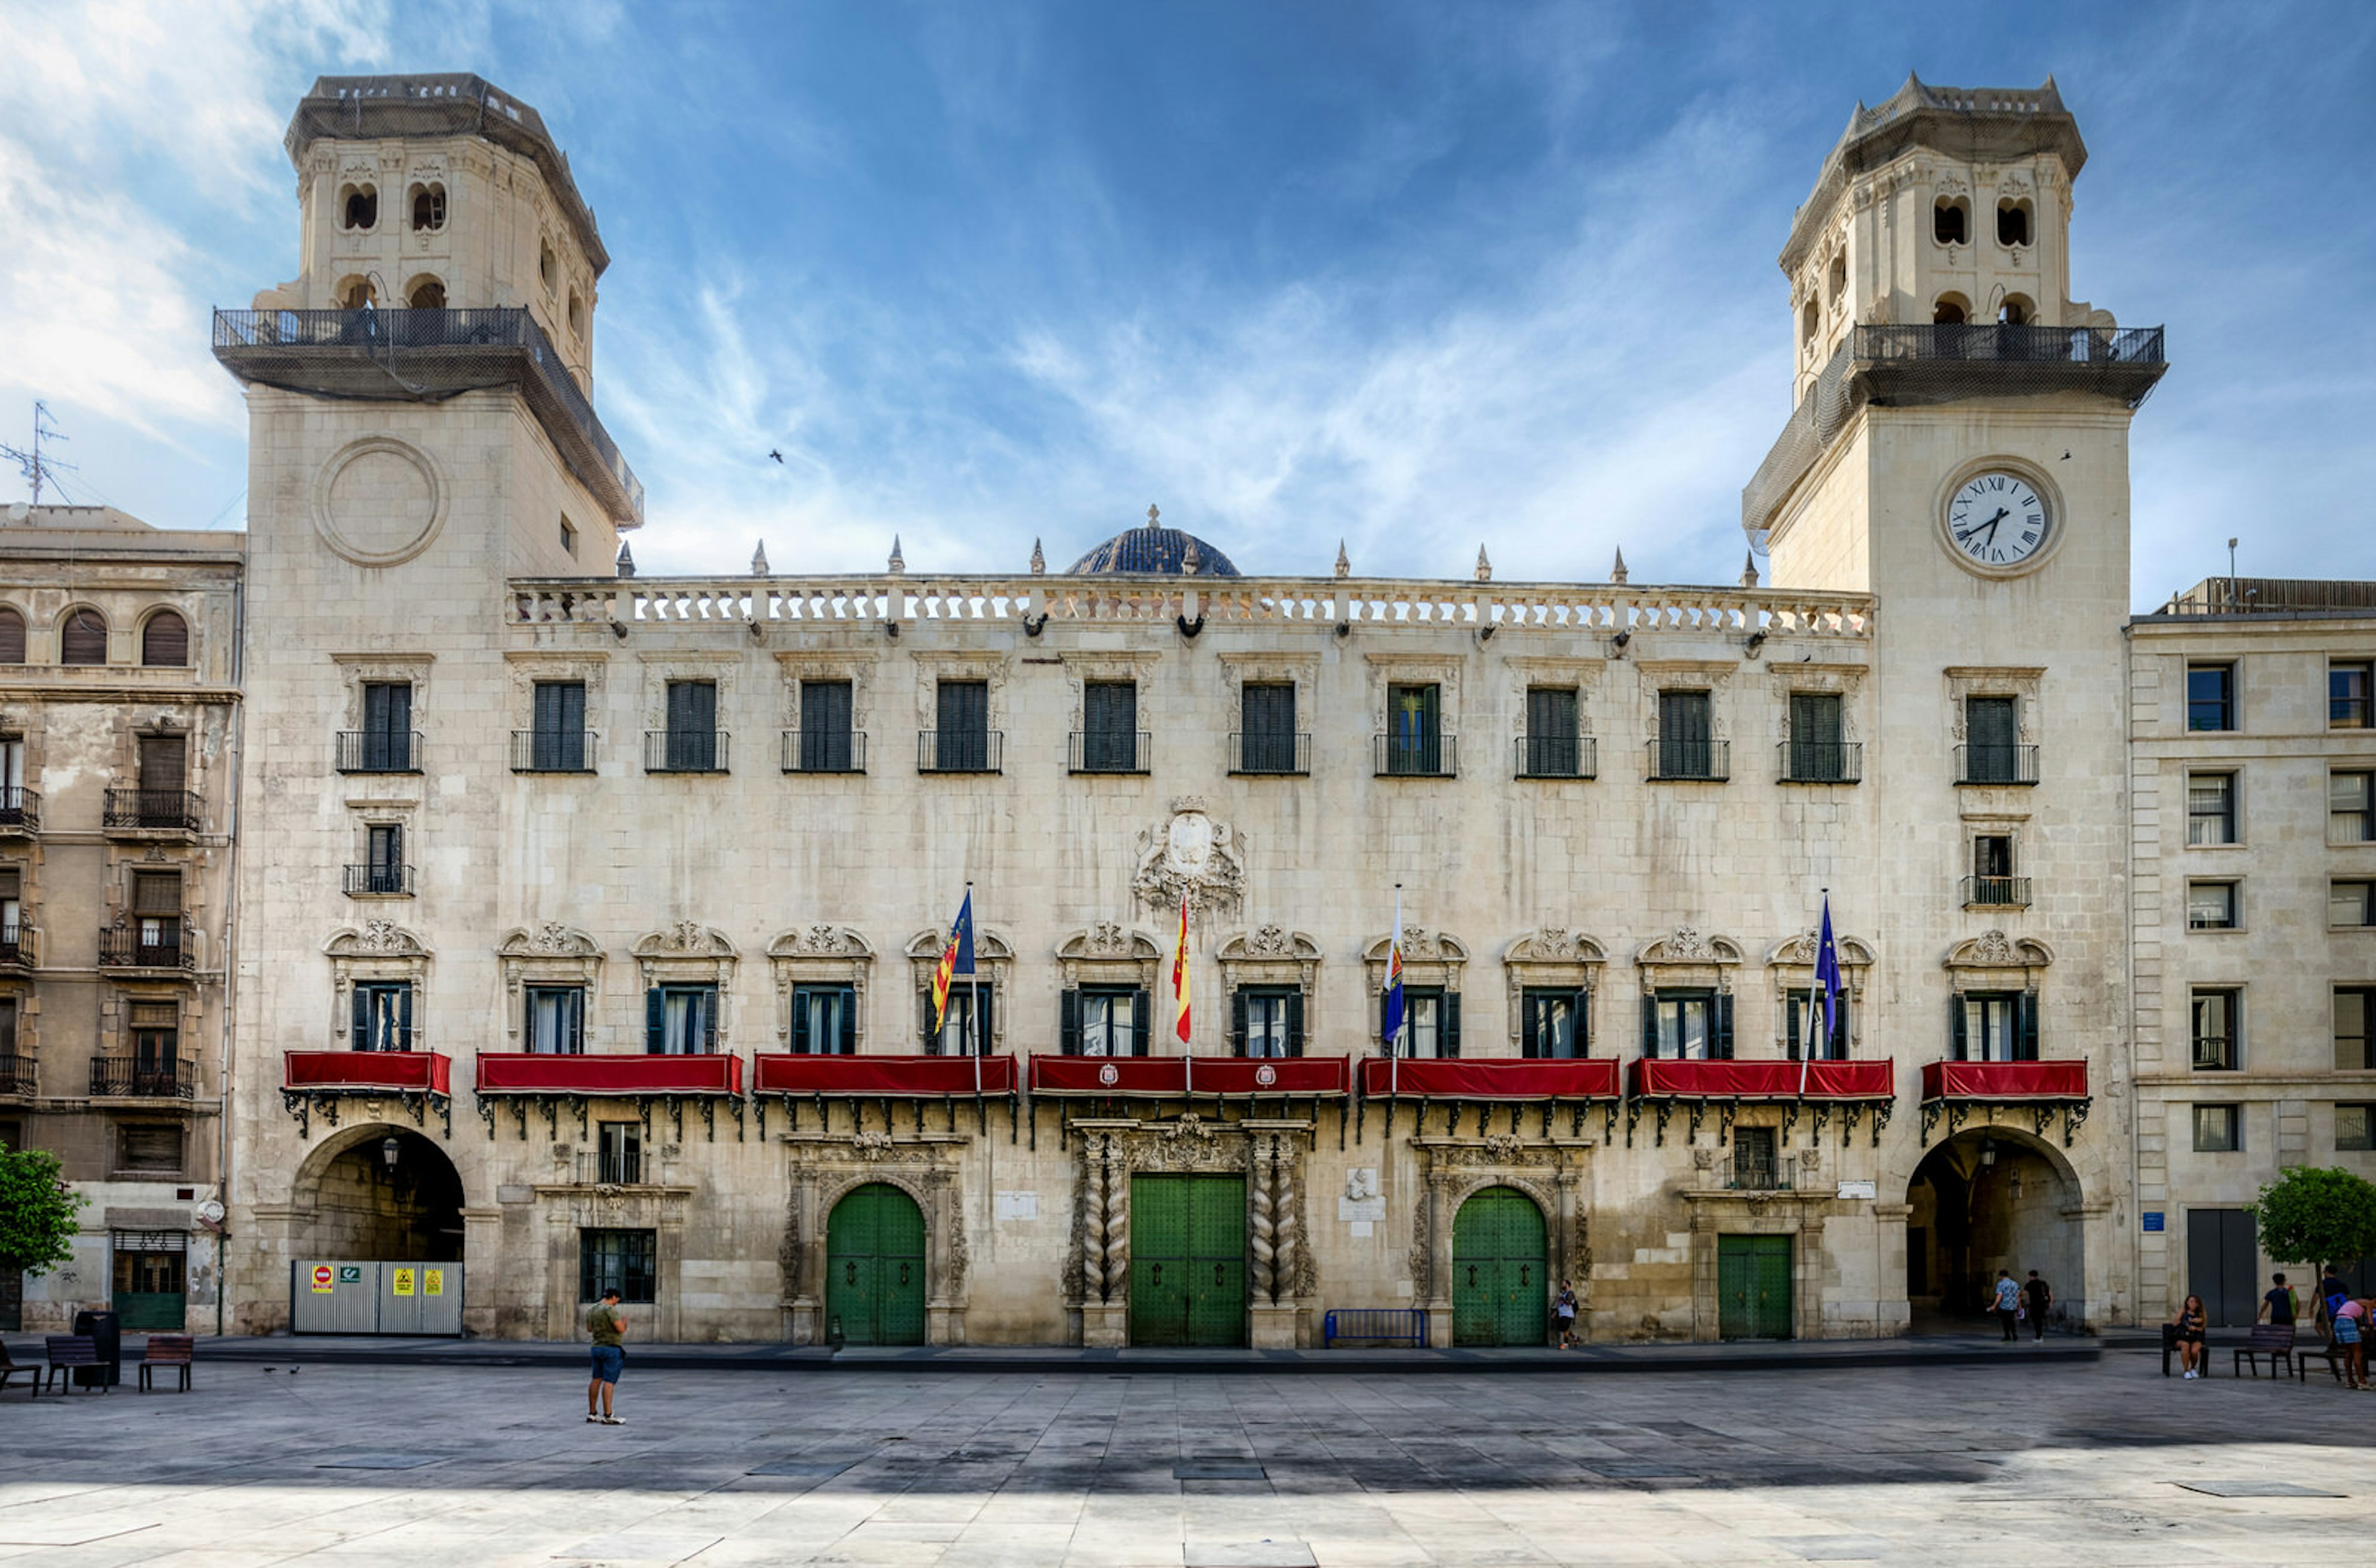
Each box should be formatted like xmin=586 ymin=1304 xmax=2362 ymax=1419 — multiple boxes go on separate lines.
xmin=643 ymin=730 xmax=730 ymax=773
xmin=1029 ymin=1055 xmax=1350 ymax=1098
xmin=1631 ymin=1059 xmax=1894 ymax=1100
xmin=1357 ymin=1057 xmax=1621 ymax=1101
xmin=212 ymin=307 xmax=644 ymax=524
xmin=103 ymin=789 xmax=202 ymax=833
xmin=575 ymin=1149 xmax=647 ymax=1186
xmin=1646 ymin=739 xmax=1731 ymax=782
xmin=510 ymin=729 xmax=598 ymax=773
xmin=0 ymin=1051 xmax=34 ymax=1096
xmin=1857 ymin=322 xmax=2167 ymax=368
xmin=1724 ymin=1155 xmax=1797 ymax=1192
xmin=0 ymin=924 xmax=35 ymax=968
xmin=918 ymin=729 xmax=1003 ymax=774
xmin=0 ymin=786 xmax=40 ymax=832
xmin=343 ymin=863 xmax=415 ymax=897
xmin=475 ymin=1053 xmax=744 ymax=1096
xmin=98 ymin=922 xmax=195 ymax=971
xmin=1229 ymin=731 xmax=1310 ymax=777
xmin=1956 ymin=744 xmax=2039 ymax=785
xmin=781 ymin=728 xmax=865 ymax=774
xmin=1961 ymin=874 xmax=2032 ymax=909
xmin=1069 ymin=730 xmax=1150 ymax=775
xmin=1515 ymin=733 xmax=1597 ymax=780
xmin=335 ymin=730 xmax=421 ymax=773
xmin=283 ymin=1049 xmax=452 ymax=1096
xmin=1374 ymin=733 xmax=1457 ymax=778
xmin=755 ymin=1053 xmax=1020 ymax=1098
xmin=89 ymin=1056 xmax=194 ymax=1099
xmin=1778 ymin=741 xmax=1862 ymax=783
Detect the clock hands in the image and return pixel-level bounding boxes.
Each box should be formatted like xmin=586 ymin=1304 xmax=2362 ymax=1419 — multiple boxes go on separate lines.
xmin=1955 ymin=506 xmax=2010 ymax=548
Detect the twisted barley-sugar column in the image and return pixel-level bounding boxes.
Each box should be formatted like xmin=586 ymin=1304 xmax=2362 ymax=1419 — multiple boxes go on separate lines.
xmin=1101 ymin=1139 xmax=1130 ymax=1303
xmin=1250 ymin=1139 xmax=1278 ymax=1302
xmin=1272 ymin=1136 xmax=1300 ymax=1303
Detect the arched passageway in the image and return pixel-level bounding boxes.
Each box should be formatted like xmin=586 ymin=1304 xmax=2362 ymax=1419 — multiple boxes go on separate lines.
xmin=295 ymin=1126 xmax=465 ymax=1262
xmin=1905 ymin=1129 xmax=2083 ymax=1331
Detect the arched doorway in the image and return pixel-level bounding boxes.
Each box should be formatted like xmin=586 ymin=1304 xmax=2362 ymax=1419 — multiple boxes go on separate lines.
xmin=826 ymin=1183 xmax=927 ymax=1345
xmin=299 ymin=1127 xmax=464 ymax=1262
xmin=1905 ymin=1129 xmax=2083 ymax=1332
xmin=1451 ymin=1186 xmax=1547 ymax=1346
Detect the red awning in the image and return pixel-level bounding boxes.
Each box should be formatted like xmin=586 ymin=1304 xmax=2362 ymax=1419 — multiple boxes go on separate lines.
xmin=283 ymin=1049 xmax=451 ymax=1095
xmin=1027 ymin=1055 xmax=1349 ymax=1098
xmin=1921 ymin=1059 xmax=2088 ymax=1101
xmin=1630 ymin=1059 xmax=1894 ymax=1100
xmin=475 ymin=1053 xmax=743 ymax=1095
xmin=1358 ymin=1057 xmax=1620 ymax=1101
xmin=754 ymin=1053 xmax=1017 ymax=1098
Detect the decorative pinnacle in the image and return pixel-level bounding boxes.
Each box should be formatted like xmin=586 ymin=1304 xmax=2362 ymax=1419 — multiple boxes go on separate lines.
xmin=1182 ymin=534 xmax=1201 ymax=572
xmin=1609 ymin=546 xmax=1628 ymax=585
xmin=1146 ymin=503 xmax=1161 ymax=530
xmin=1334 ymin=540 xmax=1351 ymax=580
xmin=752 ymin=539 xmax=770 ymax=577
xmin=1740 ymin=550 xmax=1758 ymax=588
xmin=1030 ymin=537 xmax=1046 ymax=575
xmin=614 ymin=541 xmax=636 ymax=579
xmin=1475 ymin=545 xmax=1492 ymax=582
xmin=887 ymin=535 xmax=905 ymax=575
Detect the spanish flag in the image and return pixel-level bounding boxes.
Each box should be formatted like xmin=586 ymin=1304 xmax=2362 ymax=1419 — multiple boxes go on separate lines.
xmin=931 ymin=889 xmax=975 ymax=1036
xmin=1171 ymin=892 xmax=1192 ymax=1045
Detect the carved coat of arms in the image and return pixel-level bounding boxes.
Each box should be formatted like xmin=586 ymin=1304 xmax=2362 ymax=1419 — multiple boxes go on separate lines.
xmin=1133 ymin=798 xmax=1244 ymax=921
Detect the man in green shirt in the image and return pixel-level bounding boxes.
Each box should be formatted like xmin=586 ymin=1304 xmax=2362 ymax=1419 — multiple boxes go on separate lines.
xmin=586 ymin=1288 xmax=626 ymax=1424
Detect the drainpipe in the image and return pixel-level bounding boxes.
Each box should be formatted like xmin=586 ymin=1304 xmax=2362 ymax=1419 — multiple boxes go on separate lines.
xmin=213 ymin=571 xmax=246 ymax=1338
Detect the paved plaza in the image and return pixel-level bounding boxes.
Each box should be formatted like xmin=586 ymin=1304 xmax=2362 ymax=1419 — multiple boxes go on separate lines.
xmin=1 ymin=1350 xmax=2367 ymax=1567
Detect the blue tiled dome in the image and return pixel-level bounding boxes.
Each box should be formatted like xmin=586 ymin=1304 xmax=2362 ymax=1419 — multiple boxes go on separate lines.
xmin=1066 ymin=515 xmax=1241 ymax=577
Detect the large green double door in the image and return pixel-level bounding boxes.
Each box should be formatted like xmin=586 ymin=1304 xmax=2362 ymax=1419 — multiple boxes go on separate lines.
xmin=826 ymin=1183 xmax=927 ymax=1345
xmin=1717 ymin=1234 xmax=1793 ymax=1340
xmin=1452 ymin=1187 xmax=1548 ymax=1346
xmin=1130 ymin=1174 xmax=1246 ymax=1346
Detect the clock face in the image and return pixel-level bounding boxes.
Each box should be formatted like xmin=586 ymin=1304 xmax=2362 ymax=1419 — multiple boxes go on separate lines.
xmin=1946 ymin=472 xmax=2051 ymax=569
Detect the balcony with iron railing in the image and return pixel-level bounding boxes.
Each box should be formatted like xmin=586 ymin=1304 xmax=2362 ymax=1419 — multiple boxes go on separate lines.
xmin=1229 ymin=731 xmax=1310 ymax=777
xmin=1069 ymin=730 xmax=1150 ymax=775
xmin=0 ymin=786 xmax=40 ymax=834
xmin=1778 ymin=741 xmax=1862 ymax=784
xmin=1646 ymin=739 xmax=1731 ymax=783
xmin=0 ymin=1051 xmax=35 ymax=1097
xmin=212 ymin=307 xmax=644 ymax=524
xmin=1962 ymin=875 xmax=2033 ymax=910
xmin=89 ymin=1056 xmax=196 ymax=1099
xmin=1374 ymin=733 xmax=1457 ymax=778
xmin=0 ymin=923 xmax=37 ymax=969
xmin=343 ymin=863 xmax=415 ymax=897
xmin=918 ymin=730 xmax=1003 ymax=775
xmin=644 ymin=730 xmax=730 ymax=773
xmin=1515 ymin=733 xmax=1597 ymax=780
xmin=1955 ymin=744 xmax=2039 ymax=786
xmin=98 ymin=921 xmax=196 ymax=971
xmin=510 ymin=729 xmax=598 ymax=773
xmin=335 ymin=730 xmax=421 ymax=773
xmin=103 ymin=789 xmax=202 ymax=834
xmin=781 ymin=728 xmax=866 ymax=775
xmin=575 ymin=1148 xmax=648 ymax=1186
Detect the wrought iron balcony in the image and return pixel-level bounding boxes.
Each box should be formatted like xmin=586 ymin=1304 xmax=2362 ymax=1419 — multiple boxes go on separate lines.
xmin=212 ymin=307 xmax=644 ymax=525
xmin=1646 ymin=738 xmax=1730 ymax=782
xmin=1778 ymin=741 xmax=1863 ymax=784
xmin=1374 ymin=733 xmax=1457 ymax=778
xmin=1229 ymin=731 xmax=1309 ymax=777
xmin=1955 ymin=744 xmax=2039 ymax=785
xmin=1069 ymin=730 xmax=1150 ymax=775
xmin=510 ymin=728 xmax=598 ymax=773
xmin=1515 ymin=733 xmax=1597 ymax=780
xmin=781 ymin=728 xmax=866 ymax=775
xmin=1962 ymin=874 xmax=2032 ymax=909
xmin=336 ymin=730 xmax=421 ymax=773
xmin=0 ymin=785 xmax=40 ymax=833
xmin=0 ymin=923 xmax=37 ymax=968
xmin=98 ymin=921 xmax=195 ymax=971
xmin=343 ymin=863 xmax=415 ymax=897
xmin=643 ymin=730 xmax=730 ymax=773
xmin=0 ymin=1051 xmax=34 ymax=1096
xmin=918 ymin=729 xmax=1002 ymax=774
xmin=103 ymin=789 xmax=202 ymax=834
xmin=89 ymin=1056 xmax=195 ymax=1099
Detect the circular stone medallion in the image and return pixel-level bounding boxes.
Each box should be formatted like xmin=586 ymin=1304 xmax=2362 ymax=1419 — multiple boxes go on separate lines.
xmin=311 ymin=437 xmax=448 ymax=566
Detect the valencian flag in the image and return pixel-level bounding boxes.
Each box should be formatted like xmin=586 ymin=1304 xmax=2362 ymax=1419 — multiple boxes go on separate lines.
xmin=1171 ymin=892 xmax=1193 ymax=1045
xmin=1381 ymin=886 xmax=1406 ymax=1054
xmin=931 ymin=888 xmax=975 ymax=1039
xmin=1799 ymin=890 xmax=1843 ymax=1094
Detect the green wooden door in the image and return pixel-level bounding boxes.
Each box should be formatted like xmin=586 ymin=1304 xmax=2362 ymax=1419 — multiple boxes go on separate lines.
xmin=1450 ymin=1187 xmax=1549 ymax=1346
xmin=1716 ymin=1235 xmax=1793 ymax=1340
xmin=112 ymin=1245 xmax=186 ymax=1331
xmin=1129 ymin=1174 xmax=1246 ymax=1346
xmin=826 ymin=1183 xmax=927 ymax=1345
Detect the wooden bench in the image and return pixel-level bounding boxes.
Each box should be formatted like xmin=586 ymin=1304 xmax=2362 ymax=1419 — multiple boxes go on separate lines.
xmin=139 ymin=1333 xmax=194 ymax=1393
xmin=1322 ymin=1308 xmax=1428 ymax=1348
xmin=38 ymin=1335 xmax=105 ymax=1395
xmin=2232 ymin=1324 xmax=2296 ymax=1377
xmin=2298 ymin=1330 xmax=2349 ymax=1384
xmin=0 ymin=1339 xmax=34 ymax=1397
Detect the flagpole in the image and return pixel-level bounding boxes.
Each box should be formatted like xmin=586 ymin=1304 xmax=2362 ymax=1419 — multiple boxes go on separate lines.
xmin=967 ymin=879 xmax=981 ymax=1098
xmin=1798 ymin=887 xmax=1827 ymax=1100
xmin=1389 ymin=884 xmax=1403 ymax=1098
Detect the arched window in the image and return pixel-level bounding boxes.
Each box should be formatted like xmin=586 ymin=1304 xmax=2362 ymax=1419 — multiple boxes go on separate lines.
xmin=1933 ymin=197 xmax=1969 ymax=246
xmin=59 ymin=608 xmax=108 ymax=665
xmin=0 ymin=607 xmax=24 ymax=664
xmin=538 ymin=239 xmax=558 ymax=293
xmin=1800 ymin=300 xmax=1820 ymax=350
xmin=1827 ymin=252 xmax=1847 ymax=306
xmin=1997 ymin=200 xmax=2032 ymax=248
xmin=407 ymin=278 xmax=446 ymax=310
xmin=141 ymin=611 xmax=189 ymax=668
xmin=409 ymin=182 xmax=446 ymax=232
xmin=1934 ymin=295 xmax=1970 ymax=325
xmin=567 ymin=291 xmax=586 ymax=341
xmin=340 ymin=183 xmax=378 ymax=231
xmin=1998 ymin=295 xmax=2033 ymax=327
xmin=337 ymin=276 xmax=376 ymax=309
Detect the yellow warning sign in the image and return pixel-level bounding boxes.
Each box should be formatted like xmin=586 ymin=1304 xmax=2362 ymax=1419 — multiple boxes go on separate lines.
xmin=310 ymin=1265 xmax=335 ymax=1294
xmin=392 ymin=1267 xmax=416 ymax=1297
xmin=423 ymin=1268 xmax=444 ymax=1298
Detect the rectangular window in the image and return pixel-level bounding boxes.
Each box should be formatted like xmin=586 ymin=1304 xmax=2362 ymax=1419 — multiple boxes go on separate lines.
xmin=2339 ymin=989 xmax=2375 ymax=1072
xmin=1235 ymin=986 xmax=1302 ymax=1059
xmin=1955 ymin=991 xmax=2036 ymax=1062
xmin=2335 ymin=772 xmax=2375 ymax=843
xmin=525 ymin=985 xmax=585 ymax=1054
xmin=648 ymin=984 xmax=718 ymax=1055
xmin=578 ymin=1228 xmax=656 ymax=1304
xmin=926 ymin=982 xmax=994 ymax=1056
xmin=2192 ymin=1104 xmax=2240 ymax=1153
xmin=0 ymin=865 xmax=19 ymax=947
xmin=1078 ymin=987 xmax=1140 ymax=1057
xmin=1784 ymin=988 xmax=1849 ymax=1061
xmin=597 ymin=1122 xmax=641 ymax=1184
xmin=132 ymin=870 xmax=182 ymax=960
xmin=118 ymin=1123 xmax=183 ymax=1174
xmin=363 ymin=823 xmax=405 ymax=894
xmin=138 ymin=732 xmax=188 ymax=794
xmin=934 ymin=679 xmax=991 ymax=772
xmin=1963 ymin=696 xmax=2020 ymax=782
xmin=2186 ymin=664 xmax=2235 ymax=731
xmin=663 ymin=681 xmax=719 ymax=772
xmin=1523 ymin=687 xmax=1581 ymax=777
xmin=0 ymin=996 xmax=17 ymax=1058
xmin=1732 ymin=1126 xmax=1779 ymax=1191
xmin=1656 ymin=689 xmax=1715 ymax=779
xmin=2338 ymin=1105 xmax=2375 ymax=1152
xmin=796 ymin=680 xmax=855 ymax=773
xmin=129 ymin=1001 xmax=178 ymax=1080
xmin=359 ymin=683 xmax=413 ymax=772
xmin=2333 ymin=661 xmax=2373 ymax=729
xmin=1238 ymin=683 xmax=1299 ymax=774
xmin=790 ymin=983 xmax=856 ymax=1055
xmin=2191 ymin=989 xmax=2239 ymax=1070
xmin=1080 ymin=681 xmax=1141 ymax=773
xmin=353 ymin=981 xmax=413 ymax=1053
xmin=1402 ymin=988 xmax=1450 ymax=1059
xmin=2187 ymin=881 xmax=2238 ymax=931
xmin=1786 ymin=691 xmax=1847 ymax=781
xmin=530 ymin=681 xmax=587 ymax=772
xmin=1385 ymin=683 xmax=1443 ymax=775
xmin=2187 ymin=773 xmax=2237 ymax=846
xmin=559 ymin=515 xmax=579 ymax=558
xmin=2333 ymin=881 xmax=2375 ymax=929
xmin=1521 ymin=988 xmax=1586 ymax=1059
xmin=1651 ymin=989 xmax=1728 ymax=1060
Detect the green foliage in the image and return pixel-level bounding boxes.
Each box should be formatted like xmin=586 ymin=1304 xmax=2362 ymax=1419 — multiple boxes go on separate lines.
xmin=0 ymin=1140 xmax=85 ymax=1277
xmin=2253 ymin=1166 xmax=2376 ymax=1270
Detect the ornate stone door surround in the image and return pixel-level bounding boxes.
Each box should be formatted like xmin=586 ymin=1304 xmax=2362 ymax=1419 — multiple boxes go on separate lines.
xmin=778 ymin=1129 xmax=970 ymax=1346
xmin=1065 ymin=1113 xmax=1315 ymax=1348
xmin=1408 ymin=1134 xmax=1591 ymax=1350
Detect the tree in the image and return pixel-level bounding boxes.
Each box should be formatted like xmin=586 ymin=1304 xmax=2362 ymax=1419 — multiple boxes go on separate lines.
xmin=0 ymin=1142 xmax=84 ymax=1278
xmin=2253 ymin=1166 xmax=2376 ymax=1271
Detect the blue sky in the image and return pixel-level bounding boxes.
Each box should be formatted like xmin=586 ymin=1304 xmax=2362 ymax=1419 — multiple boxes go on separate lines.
xmin=2 ymin=1 xmax=2370 ymax=603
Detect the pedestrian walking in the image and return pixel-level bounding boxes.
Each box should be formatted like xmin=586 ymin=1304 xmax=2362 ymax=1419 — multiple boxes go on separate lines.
xmin=1552 ymin=1280 xmax=1580 ymax=1350
xmin=1990 ymin=1270 xmax=2022 ymax=1342
xmin=2335 ymin=1296 xmax=2367 ymax=1390
xmin=2257 ymin=1272 xmax=2296 ymax=1329
xmin=2171 ymin=1294 xmax=2207 ymax=1379
xmin=2022 ymin=1270 xmax=2052 ymax=1340
xmin=587 ymin=1286 xmax=627 ymax=1425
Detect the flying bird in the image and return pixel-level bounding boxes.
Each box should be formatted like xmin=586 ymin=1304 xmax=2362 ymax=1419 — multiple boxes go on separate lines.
xmin=768 ymin=449 xmax=784 ymax=463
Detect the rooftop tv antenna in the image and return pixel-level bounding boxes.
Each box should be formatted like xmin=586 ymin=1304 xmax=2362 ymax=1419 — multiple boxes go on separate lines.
xmin=0 ymin=401 xmax=78 ymax=506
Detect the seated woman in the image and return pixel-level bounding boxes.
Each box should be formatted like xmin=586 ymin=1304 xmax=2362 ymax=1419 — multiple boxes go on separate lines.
xmin=2172 ymin=1294 xmax=2208 ymax=1379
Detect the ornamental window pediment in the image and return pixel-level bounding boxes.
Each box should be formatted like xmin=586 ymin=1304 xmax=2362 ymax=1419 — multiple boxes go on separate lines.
xmin=768 ymin=925 xmax=874 ymax=1053
xmin=1057 ymin=923 xmax=1162 ymax=990
xmin=905 ymin=926 xmax=1014 ymax=1053
xmin=497 ymin=924 xmax=604 ymax=1051
xmin=1943 ymin=929 xmax=2053 ymax=990
xmin=324 ymin=920 xmax=430 ymax=1051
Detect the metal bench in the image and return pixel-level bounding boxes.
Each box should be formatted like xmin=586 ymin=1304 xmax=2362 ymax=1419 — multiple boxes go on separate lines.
xmin=0 ymin=1339 xmax=33 ymax=1397
xmin=139 ymin=1333 xmax=195 ymax=1393
xmin=2231 ymin=1324 xmax=2296 ymax=1378
xmin=1322 ymin=1308 xmax=1427 ymax=1348
xmin=39 ymin=1335 xmax=105 ymax=1395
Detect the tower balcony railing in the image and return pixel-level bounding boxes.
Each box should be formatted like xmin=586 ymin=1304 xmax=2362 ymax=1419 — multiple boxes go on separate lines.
xmin=1855 ymin=322 xmax=2166 ymax=368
